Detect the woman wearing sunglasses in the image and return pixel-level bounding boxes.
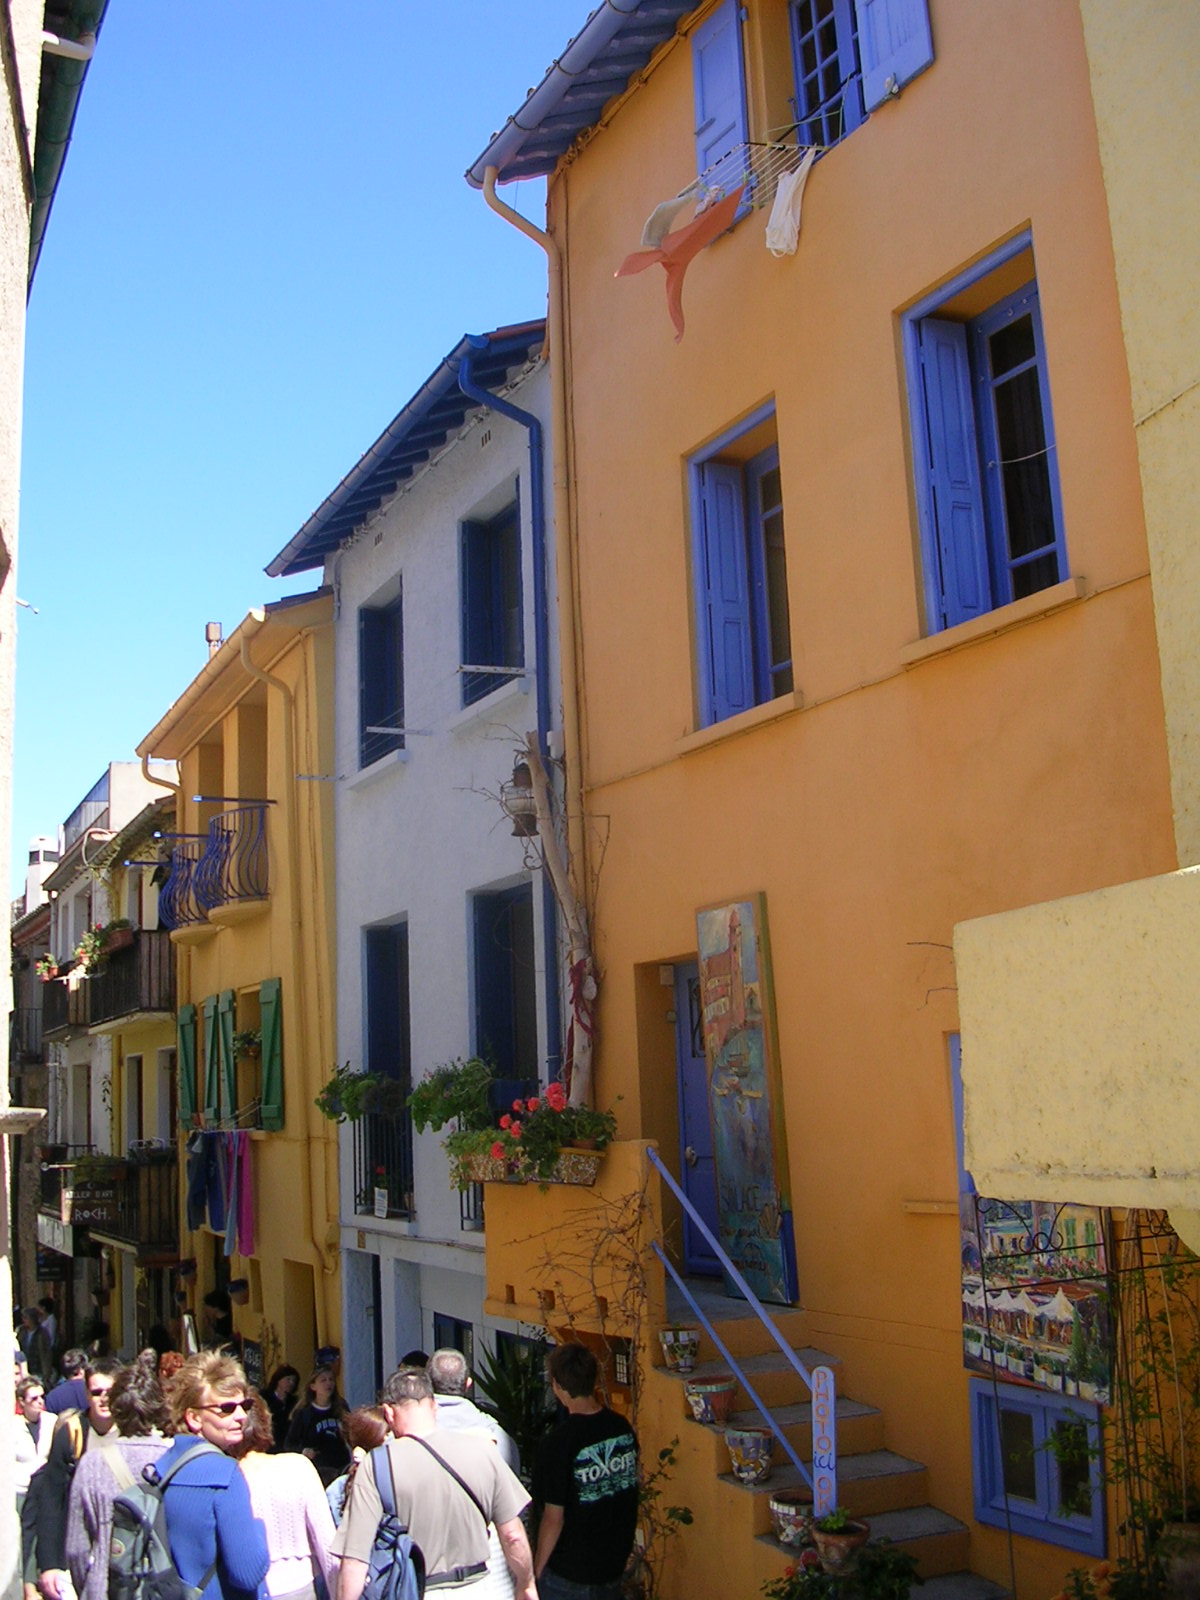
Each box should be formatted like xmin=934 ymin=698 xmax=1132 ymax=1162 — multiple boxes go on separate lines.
xmin=156 ymin=1351 xmax=270 ymax=1600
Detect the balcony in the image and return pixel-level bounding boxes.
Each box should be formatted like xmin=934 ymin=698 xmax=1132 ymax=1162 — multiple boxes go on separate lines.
xmin=87 ymin=1145 xmax=179 ymax=1261
xmin=88 ymin=929 xmax=175 ymax=1032
xmin=159 ymin=835 xmax=215 ymax=944
xmin=195 ymin=805 xmax=269 ymax=926
xmin=353 ymin=1108 xmax=415 ymax=1220
xmin=41 ymin=971 xmax=87 ymax=1039
xmin=10 ymin=1005 xmax=43 ymax=1063
xmin=38 ymin=1143 xmax=96 ymax=1216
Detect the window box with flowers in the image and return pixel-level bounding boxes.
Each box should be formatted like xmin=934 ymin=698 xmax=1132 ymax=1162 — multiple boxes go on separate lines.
xmin=448 ymin=1083 xmax=618 ymax=1190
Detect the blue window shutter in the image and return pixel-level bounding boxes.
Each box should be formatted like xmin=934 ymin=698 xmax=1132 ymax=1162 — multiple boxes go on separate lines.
xmin=698 ymin=461 xmax=754 ymax=722
xmin=692 ymin=0 xmax=748 ymax=185
xmin=919 ymin=318 xmax=991 ymax=630
xmin=854 ymin=0 xmax=933 ymax=111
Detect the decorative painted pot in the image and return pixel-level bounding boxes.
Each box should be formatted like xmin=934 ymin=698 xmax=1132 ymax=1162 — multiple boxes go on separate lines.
xmin=684 ymin=1374 xmax=738 ymax=1424
xmin=725 ymin=1426 xmax=774 ymax=1485
xmin=812 ymin=1518 xmax=870 ymax=1571
xmin=659 ymin=1327 xmax=701 ymax=1374
xmin=768 ymin=1488 xmax=815 ymax=1547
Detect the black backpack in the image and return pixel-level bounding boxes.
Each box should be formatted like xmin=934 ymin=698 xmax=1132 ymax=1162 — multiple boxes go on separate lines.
xmin=108 ymin=1440 xmax=223 ymax=1600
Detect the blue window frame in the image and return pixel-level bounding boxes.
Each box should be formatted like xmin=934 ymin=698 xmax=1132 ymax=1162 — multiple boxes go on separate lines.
xmin=461 ymin=497 xmax=524 ymax=707
xmin=359 ymin=588 xmax=404 ymax=767
xmin=789 ymin=0 xmax=933 ymax=149
xmin=970 ymin=1378 xmax=1105 ymax=1556
xmin=473 ymin=883 xmax=537 ymax=1083
xmin=432 ymin=1312 xmax=474 ymax=1369
xmin=690 ymin=407 xmax=793 ymax=727
xmin=904 ymin=235 xmax=1068 ymax=633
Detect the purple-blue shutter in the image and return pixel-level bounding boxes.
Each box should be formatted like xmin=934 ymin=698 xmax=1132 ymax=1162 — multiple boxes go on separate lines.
xmin=854 ymin=0 xmax=933 ymax=111
xmin=920 ymin=317 xmax=990 ymax=630
xmin=699 ymin=461 xmax=754 ymax=721
xmin=692 ymin=0 xmax=748 ymax=191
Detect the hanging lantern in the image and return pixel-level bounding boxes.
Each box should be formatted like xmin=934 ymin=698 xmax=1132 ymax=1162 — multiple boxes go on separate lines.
xmin=500 ymin=761 xmax=538 ymax=838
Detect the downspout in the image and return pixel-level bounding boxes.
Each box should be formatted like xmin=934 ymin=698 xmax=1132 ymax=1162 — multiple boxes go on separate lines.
xmin=480 ymin=168 xmax=588 ymax=919
xmin=240 ymin=613 xmax=337 ymax=1342
xmin=457 ymin=341 xmax=562 ymax=1079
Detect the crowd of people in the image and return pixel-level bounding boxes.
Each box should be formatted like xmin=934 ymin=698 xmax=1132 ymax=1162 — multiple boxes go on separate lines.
xmin=11 ymin=1332 xmax=641 ymax=1600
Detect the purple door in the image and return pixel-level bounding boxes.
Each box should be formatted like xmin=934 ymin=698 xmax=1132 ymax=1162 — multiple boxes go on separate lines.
xmin=675 ymin=962 xmax=720 ymax=1276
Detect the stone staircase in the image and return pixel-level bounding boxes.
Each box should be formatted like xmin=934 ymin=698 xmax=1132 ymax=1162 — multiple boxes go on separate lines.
xmin=654 ymin=1295 xmax=1006 ymax=1600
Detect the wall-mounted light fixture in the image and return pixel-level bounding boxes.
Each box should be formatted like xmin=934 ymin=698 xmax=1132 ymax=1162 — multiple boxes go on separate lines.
xmin=499 ymin=760 xmax=538 ymax=838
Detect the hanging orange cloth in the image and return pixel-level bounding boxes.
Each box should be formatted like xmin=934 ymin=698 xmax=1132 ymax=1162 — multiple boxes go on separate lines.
xmin=615 ymin=184 xmax=745 ymax=342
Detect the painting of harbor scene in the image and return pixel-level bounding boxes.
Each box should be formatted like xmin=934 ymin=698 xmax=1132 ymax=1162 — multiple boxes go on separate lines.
xmin=960 ymin=1194 xmax=1111 ymax=1404
xmin=696 ymin=894 xmax=797 ymax=1306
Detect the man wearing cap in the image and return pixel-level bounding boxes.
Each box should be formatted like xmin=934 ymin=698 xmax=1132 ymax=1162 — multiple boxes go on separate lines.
xmin=335 ymin=1367 xmax=535 ymax=1600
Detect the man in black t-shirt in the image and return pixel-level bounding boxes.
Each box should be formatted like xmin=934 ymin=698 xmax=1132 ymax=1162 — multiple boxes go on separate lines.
xmin=533 ymin=1343 xmax=639 ymax=1600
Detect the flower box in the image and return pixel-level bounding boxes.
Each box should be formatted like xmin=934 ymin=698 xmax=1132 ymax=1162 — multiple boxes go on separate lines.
xmin=461 ymin=1148 xmax=603 ymax=1187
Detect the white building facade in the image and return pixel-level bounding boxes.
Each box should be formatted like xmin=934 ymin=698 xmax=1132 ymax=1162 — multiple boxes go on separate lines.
xmin=268 ymin=323 xmax=558 ymax=1402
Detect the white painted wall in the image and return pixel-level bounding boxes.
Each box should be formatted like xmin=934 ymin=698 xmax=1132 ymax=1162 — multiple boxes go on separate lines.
xmin=330 ymin=359 xmax=558 ymax=1393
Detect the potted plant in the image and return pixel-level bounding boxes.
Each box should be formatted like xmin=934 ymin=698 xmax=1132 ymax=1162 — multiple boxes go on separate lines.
xmin=428 ymin=1071 xmax=619 ymax=1189
xmin=768 ymin=1487 xmax=815 ymax=1548
xmin=410 ymin=1056 xmax=496 ymax=1134
xmin=233 ymin=1028 xmax=262 ymax=1059
xmin=35 ymin=954 xmax=59 ymax=982
xmin=812 ymin=1508 xmax=870 ymax=1571
xmin=314 ymin=1061 xmax=409 ymax=1122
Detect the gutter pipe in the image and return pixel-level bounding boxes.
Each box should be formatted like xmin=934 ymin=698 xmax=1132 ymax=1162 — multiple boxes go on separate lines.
xmin=479 ymin=166 xmax=588 ymax=933
xmin=240 ymin=613 xmax=338 ymax=1344
xmin=457 ymin=342 xmax=562 ymax=1080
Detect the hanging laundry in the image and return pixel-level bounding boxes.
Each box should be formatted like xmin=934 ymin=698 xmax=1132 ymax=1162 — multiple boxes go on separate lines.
xmin=765 ymin=147 xmax=817 ymax=257
xmin=616 ymin=185 xmax=746 ymax=343
xmin=234 ymin=1131 xmax=255 ymax=1256
xmin=185 ymin=1130 xmax=226 ymax=1234
xmin=640 ymin=180 xmax=701 ymax=249
xmin=223 ymin=1131 xmax=241 ymax=1257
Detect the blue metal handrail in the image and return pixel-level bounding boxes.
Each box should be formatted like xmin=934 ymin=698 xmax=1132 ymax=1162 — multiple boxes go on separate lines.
xmin=158 ymin=836 xmax=208 ymax=929
xmin=647 ymin=1144 xmax=837 ymax=1512
xmin=194 ymin=805 xmax=269 ymax=911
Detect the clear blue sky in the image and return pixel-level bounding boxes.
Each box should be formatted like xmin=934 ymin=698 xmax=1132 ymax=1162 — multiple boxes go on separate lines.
xmin=13 ymin=1 xmax=579 ymax=891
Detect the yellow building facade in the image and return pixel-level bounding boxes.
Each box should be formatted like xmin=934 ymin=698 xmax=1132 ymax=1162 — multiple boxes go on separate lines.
xmin=470 ymin=0 xmax=1180 ymax=1593
xmin=137 ymin=593 xmax=339 ymax=1380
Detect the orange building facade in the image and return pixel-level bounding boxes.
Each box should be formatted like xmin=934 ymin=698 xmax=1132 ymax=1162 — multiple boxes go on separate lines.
xmin=471 ymin=1 xmax=1177 ymax=1594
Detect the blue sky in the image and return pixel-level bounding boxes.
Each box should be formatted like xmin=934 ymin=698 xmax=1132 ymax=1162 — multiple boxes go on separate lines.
xmin=13 ymin=1 xmax=578 ymax=891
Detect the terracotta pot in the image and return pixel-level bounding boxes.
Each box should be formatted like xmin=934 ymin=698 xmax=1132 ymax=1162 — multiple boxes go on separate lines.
xmin=769 ymin=1488 xmax=815 ymax=1548
xmin=659 ymin=1327 xmax=701 ymax=1374
xmin=684 ymin=1374 xmax=738 ymax=1424
xmin=813 ymin=1519 xmax=870 ymax=1571
xmin=725 ymin=1426 xmax=774 ymax=1484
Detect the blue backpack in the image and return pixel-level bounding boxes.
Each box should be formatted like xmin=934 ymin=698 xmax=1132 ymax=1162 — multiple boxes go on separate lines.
xmin=363 ymin=1445 xmax=426 ymax=1600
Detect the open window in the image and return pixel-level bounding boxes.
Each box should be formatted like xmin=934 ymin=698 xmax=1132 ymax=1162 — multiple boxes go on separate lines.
xmin=461 ymin=498 xmax=523 ymax=706
xmin=789 ymin=0 xmax=933 ymax=151
xmin=689 ymin=405 xmax=793 ymax=727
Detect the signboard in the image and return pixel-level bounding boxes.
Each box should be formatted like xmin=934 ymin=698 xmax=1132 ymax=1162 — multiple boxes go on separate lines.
xmin=35 ymin=1246 xmax=71 ymax=1282
xmin=242 ymin=1339 xmax=264 ymax=1390
xmin=37 ymin=1212 xmax=74 ymax=1256
xmin=69 ymin=1179 xmax=120 ymax=1228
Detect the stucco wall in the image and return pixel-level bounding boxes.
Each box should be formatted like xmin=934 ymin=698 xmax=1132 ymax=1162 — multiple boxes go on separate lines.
xmin=330 ymin=361 xmax=558 ymax=1384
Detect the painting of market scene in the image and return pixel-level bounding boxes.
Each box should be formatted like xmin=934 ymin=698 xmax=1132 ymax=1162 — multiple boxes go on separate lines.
xmin=960 ymin=1193 xmax=1112 ymax=1404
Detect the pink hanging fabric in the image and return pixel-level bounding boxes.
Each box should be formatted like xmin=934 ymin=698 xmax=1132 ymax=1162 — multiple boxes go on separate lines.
xmin=615 ymin=186 xmax=746 ymax=342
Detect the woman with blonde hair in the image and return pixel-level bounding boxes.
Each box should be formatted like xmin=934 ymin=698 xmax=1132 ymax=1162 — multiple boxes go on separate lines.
xmin=232 ymin=1394 xmax=337 ymax=1600
xmin=154 ymin=1350 xmax=269 ymax=1600
xmin=282 ymin=1365 xmax=349 ymax=1487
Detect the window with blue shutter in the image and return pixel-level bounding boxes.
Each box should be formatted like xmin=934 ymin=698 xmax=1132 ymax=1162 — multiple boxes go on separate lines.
xmin=904 ymin=237 xmax=1068 ymax=634
xmin=359 ymin=588 xmax=404 ymax=768
xmin=472 ymin=883 xmax=537 ymax=1083
xmin=461 ymin=497 xmax=523 ymax=707
xmin=692 ymin=0 xmax=749 ymax=196
xmin=788 ymin=0 xmax=931 ymax=150
xmin=691 ymin=407 xmax=793 ymax=728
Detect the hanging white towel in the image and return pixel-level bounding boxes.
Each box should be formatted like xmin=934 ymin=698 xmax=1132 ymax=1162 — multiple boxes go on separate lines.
xmin=640 ymin=180 xmax=701 ymax=249
xmin=765 ymin=147 xmax=817 ymax=257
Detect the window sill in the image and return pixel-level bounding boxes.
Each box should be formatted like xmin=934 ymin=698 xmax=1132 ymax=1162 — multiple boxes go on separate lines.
xmin=677 ymin=691 xmax=803 ymax=758
xmin=900 ymin=578 xmax=1086 ymax=667
xmin=345 ymin=748 xmax=408 ymax=792
xmin=445 ymin=672 xmax=531 ymax=735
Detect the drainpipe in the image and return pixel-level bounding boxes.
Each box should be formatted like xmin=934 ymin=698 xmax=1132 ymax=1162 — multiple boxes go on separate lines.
xmin=480 ymin=168 xmax=589 ymax=925
xmin=240 ymin=613 xmax=337 ymax=1343
xmin=457 ymin=342 xmax=562 ymax=1080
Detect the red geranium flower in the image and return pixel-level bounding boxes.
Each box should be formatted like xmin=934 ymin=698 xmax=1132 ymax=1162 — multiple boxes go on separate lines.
xmin=499 ymin=1113 xmax=512 ymax=1129
xmin=490 ymin=1141 xmax=505 ymax=1160
xmin=512 ymin=1098 xmax=525 ymax=1112
xmin=546 ymin=1082 xmax=568 ymax=1111
xmin=509 ymin=1120 xmax=522 ymax=1138
xmin=527 ymin=1096 xmax=540 ymax=1111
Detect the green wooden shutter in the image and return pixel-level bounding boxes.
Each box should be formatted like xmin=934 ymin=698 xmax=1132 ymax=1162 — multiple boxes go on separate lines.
xmin=177 ymin=1005 xmax=197 ymax=1126
xmin=202 ymin=995 xmax=220 ymax=1125
xmin=219 ymin=989 xmax=237 ymax=1119
xmin=260 ymin=978 xmax=283 ymax=1131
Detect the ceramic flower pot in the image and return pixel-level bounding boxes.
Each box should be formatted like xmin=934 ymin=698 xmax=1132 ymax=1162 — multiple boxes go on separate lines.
xmin=813 ymin=1518 xmax=870 ymax=1571
xmin=659 ymin=1327 xmax=701 ymax=1374
xmin=725 ymin=1426 xmax=774 ymax=1484
xmin=768 ymin=1488 xmax=815 ymax=1547
xmin=684 ymin=1374 xmax=738 ymax=1424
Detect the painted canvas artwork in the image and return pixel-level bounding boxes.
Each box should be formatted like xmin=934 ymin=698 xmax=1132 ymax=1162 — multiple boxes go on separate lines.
xmin=695 ymin=894 xmax=797 ymax=1305
xmin=960 ymin=1194 xmax=1111 ymax=1404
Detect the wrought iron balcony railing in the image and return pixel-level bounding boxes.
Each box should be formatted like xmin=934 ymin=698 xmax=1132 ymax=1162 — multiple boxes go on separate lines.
xmin=194 ymin=805 xmax=269 ymax=912
xmin=38 ymin=1143 xmax=96 ymax=1214
xmin=352 ymin=1106 xmax=414 ymax=1220
xmin=41 ymin=971 xmax=86 ymax=1038
xmin=159 ymin=835 xmax=209 ymax=929
xmin=88 ymin=929 xmax=176 ymax=1027
xmin=90 ymin=1144 xmax=179 ymax=1254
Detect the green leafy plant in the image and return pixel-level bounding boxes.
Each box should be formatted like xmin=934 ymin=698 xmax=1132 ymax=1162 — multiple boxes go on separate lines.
xmin=35 ymin=953 xmax=59 ymax=982
xmin=815 ymin=1509 xmax=852 ymax=1534
xmin=314 ymin=1061 xmax=408 ymax=1122
xmin=232 ymin=1028 xmax=261 ymax=1058
xmin=760 ymin=1541 xmax=920 ymax=1600
xmin=473 ymin=1336 xmax=557 ymax=1484
xmin=409 ymin=1056 xmax=495 ymax=1134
